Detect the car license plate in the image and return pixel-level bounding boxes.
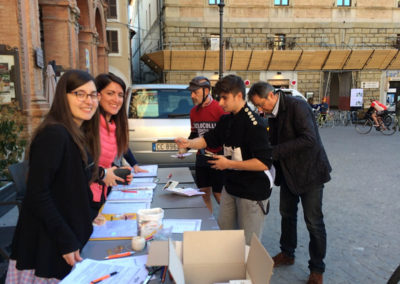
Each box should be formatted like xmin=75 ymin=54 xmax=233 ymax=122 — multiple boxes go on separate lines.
xmin=152 ymin=142 xmax=178 ymax=152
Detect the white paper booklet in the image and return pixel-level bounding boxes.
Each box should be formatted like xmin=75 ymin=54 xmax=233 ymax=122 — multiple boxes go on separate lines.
xmin=113 ymin=182 xmax=157 ymax=191
xmin=165 ymin=187 xmax=205 ymax=197
xmin=163 ymin=219 xmax=202 ymax=233
xmin=132 ymin=164 xmax=158 ymax=177
xmin=90 ymin=219 xmax=138 ymax=239
xmin=60 ymin=258 xmax=148 ymax=283
xmin=101 ymin=201 xmax=150 ymax=215
xmin=107 ymin=189 xmax=153 ymax=202
xmin=131 ymin=177 xmax=154 ymax=183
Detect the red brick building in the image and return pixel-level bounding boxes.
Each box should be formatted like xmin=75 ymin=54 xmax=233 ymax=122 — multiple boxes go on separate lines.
xmin=0 ymin=0 xmax=108 ymax=132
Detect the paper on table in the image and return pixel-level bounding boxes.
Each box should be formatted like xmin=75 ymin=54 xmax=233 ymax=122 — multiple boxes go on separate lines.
xmin=170 ymin=152 xmax=193 ymax=158
xmin=107 ymin=189 xmax=153 ymax=202
xmin=101 ymin=201 xmax=150 ymax=215
xmin=131 ymin=177 xmax=154 ymax=183
xmin=90 ymin=219 xmax=138 ymax=239
xmin=132 ymin=164 xmax=158 ymax=177
xmin=162 ymin=219 xmax=202 ymax=233
xmin=60 ymin=258 xmax=148 ymax=284
xmin=113 ymin=182 xmax=157 ymax=191
xmin=104 ymin=254 xmax=147 ymax=267
xmin=164 ymin=187 xmax=205 ymax=197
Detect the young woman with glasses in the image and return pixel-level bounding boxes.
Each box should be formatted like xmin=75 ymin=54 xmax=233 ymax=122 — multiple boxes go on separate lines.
xmin=6 ymin=70 xmax=100 ymax=283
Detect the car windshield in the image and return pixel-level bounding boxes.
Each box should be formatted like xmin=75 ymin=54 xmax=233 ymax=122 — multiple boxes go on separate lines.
xmin=129 ymin=88 xmax=193 ymax=118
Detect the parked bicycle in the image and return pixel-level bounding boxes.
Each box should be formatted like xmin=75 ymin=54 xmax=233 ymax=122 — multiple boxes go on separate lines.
xmin=316 ymin=111 xmax=335 ymax=128
xmin=355 ymin=110 xmax=397 ymax=135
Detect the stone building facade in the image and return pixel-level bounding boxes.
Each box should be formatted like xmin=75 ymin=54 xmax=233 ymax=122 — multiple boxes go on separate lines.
xmin=0 ymin=0 xmax=108 ymax=132
xmin=132 ymin=0 xmax=400 ymax=109
xmin=106 ymin=0 xmax=134 ymax=85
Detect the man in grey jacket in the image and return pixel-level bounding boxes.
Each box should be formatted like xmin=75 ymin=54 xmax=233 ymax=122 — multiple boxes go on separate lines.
xmin=248 ymin=82 xmax=331 ymax=284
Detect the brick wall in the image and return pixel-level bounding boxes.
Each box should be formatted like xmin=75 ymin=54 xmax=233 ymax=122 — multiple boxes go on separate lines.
xmin=0 ymin=1 xmax=20 ymax=49
xmin=297 ymin=72 xmax=321 ymax=103
xmin=357 ymin=71 xmax=382 ymax=104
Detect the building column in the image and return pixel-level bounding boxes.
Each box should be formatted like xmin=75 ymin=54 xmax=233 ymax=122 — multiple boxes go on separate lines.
xmin=39 ymin=0 xmax=80 ymax=70
xmin=78 ymin=29 xmax=96 ymax=73
xmin=97 ymin=44 xmax=108 ymax=75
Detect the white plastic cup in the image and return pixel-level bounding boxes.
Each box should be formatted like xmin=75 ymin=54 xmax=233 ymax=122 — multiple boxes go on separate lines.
xmin=131 ymin=236 xmax=146 ymax=251
xmin=137 ymin=208 xmax=164 ymax=239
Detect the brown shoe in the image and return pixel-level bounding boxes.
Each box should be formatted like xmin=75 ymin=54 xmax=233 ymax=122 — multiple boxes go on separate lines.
xmin=307 ymin=272 xmax=323 ymax=284
xmin=272 ymin=252 xmax=294 ymax=267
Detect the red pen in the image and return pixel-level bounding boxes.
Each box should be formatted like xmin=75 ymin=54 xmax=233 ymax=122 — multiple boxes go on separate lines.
xmin=90 ymin=271 xmax=118 ymax=283
xmin=121 ymin=190 xmax=137 ymax=193
xmin=104 ymin=251 xmax=134 ymax=259
xmin=161 ymin=266 xmax=168 ymax=283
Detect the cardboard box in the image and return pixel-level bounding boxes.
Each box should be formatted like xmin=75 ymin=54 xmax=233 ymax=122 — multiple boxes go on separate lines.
xmin=146 ymin=230 xmax=273 ymax=284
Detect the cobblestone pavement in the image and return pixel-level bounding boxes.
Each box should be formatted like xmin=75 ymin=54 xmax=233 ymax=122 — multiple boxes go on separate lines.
xmin=260 ymin=126 xmax=400 ymax=284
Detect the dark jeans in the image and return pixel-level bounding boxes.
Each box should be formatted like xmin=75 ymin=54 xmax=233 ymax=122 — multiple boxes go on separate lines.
xmin=279 ymin=179 xmax=327 ymax=273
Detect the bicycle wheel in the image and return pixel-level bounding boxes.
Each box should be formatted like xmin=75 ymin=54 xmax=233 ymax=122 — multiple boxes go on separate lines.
xmin=381 ymin=116 xmax=397 ymax=135
xmin=355 ymin=119 xmax=373 ymax=134
xmin=383 ymin=114 xmax=392 ymax=126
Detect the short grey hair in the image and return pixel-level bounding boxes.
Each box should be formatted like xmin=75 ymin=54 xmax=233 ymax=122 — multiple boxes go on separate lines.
xmin=247 ymin=81 xmax=275 ymax=100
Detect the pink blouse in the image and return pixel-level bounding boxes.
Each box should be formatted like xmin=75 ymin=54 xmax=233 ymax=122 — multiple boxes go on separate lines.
xmin=90 ymin=114 xmax=118 ymax=202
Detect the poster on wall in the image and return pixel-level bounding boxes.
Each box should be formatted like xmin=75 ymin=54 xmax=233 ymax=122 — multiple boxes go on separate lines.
xmin=0 ymin=49 xmax=19 ymax=105
xmin=0 ymin=63 xmax=10 ymax=93
xmin=0 ymin=56 xmax=15 ymax=103
xmin=350 ymin=88 xmax=363 ymax=108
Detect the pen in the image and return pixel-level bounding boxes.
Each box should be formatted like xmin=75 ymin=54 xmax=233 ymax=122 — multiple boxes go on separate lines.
xmin=161 ymin=266 xmax=168 ymax=283
xmin=167 ymin=173 xmax=172 ymax=179
xmin=90 ymin=271 xmax=118 ymax=284
xmin=121 ymin=190 xmax=138 ymax=193
xmin=104 ymin=251 xmax=134 ymax=259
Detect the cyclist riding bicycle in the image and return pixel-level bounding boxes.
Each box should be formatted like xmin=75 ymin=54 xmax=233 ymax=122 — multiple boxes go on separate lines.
xmin=368 ymin=99 xmax=388 ymax=130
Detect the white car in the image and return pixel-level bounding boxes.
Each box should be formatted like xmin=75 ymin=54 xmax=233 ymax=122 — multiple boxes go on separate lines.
xmin=126 ymin=84 xmax=196 ymax=167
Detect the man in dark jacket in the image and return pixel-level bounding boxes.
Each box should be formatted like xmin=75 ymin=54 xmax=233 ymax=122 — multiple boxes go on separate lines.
xmin=248 ymin=82 xmax=331 ymax=284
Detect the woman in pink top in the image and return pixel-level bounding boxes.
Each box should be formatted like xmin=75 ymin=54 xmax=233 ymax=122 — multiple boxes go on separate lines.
xmin=90 ymin=73 xmax=146 ymax=211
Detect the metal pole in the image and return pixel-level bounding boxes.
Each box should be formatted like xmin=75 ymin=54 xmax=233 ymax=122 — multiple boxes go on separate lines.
xmin=218 ymin=0 xmax=225 ymax=80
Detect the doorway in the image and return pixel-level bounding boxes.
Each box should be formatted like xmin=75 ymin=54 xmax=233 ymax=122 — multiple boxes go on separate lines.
xmin=389 ymin=81 xmax=400 ymax=105
xmin=323 ymin=71 xmax=352 ymax=110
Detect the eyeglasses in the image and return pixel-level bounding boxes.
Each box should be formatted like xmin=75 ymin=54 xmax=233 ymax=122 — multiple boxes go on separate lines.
xmin=70 ymin=90 xmax=100 ymax=102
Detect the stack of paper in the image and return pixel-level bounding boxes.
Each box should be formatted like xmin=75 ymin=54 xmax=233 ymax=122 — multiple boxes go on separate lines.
xmin=90 ymin=220 xmax=137 ymax=240
xmin=113 ymin=182 xmax=157 ymax=191
xmin=162 ymin=219 xmax=202 ymax=233
xmin=90 ymin=219 xmax=138 ymax=239
xmin=164 ymin=187 xmax=205 ymax=197
xmin=101 ymin=201 xmax=150 ymax=215
xmin=107 ymin=189 xmax=153 ymax=203
xmin=60 ymin=257 xmax=149 ymax=283
xmin=132 ymin=164 xmax=158 ymax=177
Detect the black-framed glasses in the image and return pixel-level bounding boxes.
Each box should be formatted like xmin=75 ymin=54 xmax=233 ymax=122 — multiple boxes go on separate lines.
xmin=70 ymin=90 xmax=100 ymax=102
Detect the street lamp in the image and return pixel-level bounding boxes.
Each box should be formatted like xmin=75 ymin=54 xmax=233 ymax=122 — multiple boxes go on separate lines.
xmin=218 ymin=0 xmax=225 ymax=80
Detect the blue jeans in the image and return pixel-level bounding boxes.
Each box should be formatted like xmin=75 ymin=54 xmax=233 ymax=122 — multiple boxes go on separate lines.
xmin=279 ymin=179 xmax=326 ymax=273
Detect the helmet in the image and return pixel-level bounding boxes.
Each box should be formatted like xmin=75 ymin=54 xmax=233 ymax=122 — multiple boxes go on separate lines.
xmin=187 ymin=76 xmax=211 ymax=92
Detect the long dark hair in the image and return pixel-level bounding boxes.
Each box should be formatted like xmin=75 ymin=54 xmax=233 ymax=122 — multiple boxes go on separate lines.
xmin=30 ymin=70 xmax=100 ymax=178
xmin=95 ymin=73 xmax=128 ymax=157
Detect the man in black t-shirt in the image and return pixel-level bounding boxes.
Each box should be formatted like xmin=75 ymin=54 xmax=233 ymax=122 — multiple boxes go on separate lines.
xmin=175 ymin=75 xmax=274 ymax=245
